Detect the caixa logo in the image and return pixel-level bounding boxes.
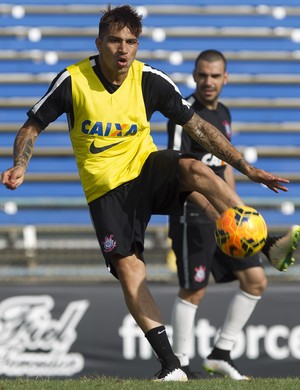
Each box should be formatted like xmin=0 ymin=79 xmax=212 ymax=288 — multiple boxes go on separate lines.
xmin=119 ymin=315 xmax=300 ymax=360
xmin=0 ymin=295 xmax=89 ymax=377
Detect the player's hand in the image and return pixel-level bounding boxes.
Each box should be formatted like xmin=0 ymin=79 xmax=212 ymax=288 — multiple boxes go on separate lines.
xmin=1 ymin=166 xmax=26 ymax=190
xmin=247 ymin=167 xmax=289 ymax=193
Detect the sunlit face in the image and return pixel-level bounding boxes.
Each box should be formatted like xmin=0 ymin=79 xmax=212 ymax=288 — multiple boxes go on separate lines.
xmin=96 ymin=25 xmax=139 ymax=84
xmin=193 ymin=59 xmax=228 ymax=109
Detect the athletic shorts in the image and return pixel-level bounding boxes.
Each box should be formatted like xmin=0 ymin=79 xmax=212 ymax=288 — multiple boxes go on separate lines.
xmin=169 ymin=220 xmax=264 ymax=290
xmin=89 ymin=150 xmax=190 ymax=277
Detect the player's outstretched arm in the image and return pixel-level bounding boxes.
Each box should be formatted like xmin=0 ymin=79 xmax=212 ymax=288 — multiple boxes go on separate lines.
xmin=1 ymin=119 xmax=42 ymax=190
xmin=183 ymin=112 xmax=289 ymax=193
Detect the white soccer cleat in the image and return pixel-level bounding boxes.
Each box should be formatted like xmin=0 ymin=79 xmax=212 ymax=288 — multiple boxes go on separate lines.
xmin=154 ymin=367 xmax=188 ymax=381
xmin=203 ymin=358 xmax=249 ymax=380
xmin=264 ymin=225 xmax=300 ymax=272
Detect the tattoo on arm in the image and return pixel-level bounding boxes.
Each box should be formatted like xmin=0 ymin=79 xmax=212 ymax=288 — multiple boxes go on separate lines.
xmin=234 ymin=158 xmax=251 ymax=175
xmin=14 ymin=135 xmax=34 ymax=168
xmin=183 ymin=113 xmax=251 ymax=175
xmin=13 ymin=119 xmax=40 ymax=169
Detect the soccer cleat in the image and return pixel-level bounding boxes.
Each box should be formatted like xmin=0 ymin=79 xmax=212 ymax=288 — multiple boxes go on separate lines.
xmin=203 ymin=357 xmax=249 ymax=381
xmin=262 ymin=225 xmax=300 ymax=272
xmin=154 ymin=367 xmax=188 ymax=381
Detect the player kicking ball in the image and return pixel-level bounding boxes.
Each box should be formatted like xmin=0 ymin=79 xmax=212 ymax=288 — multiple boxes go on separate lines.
xmin=2 ymin=6 xmax=300 ymax=381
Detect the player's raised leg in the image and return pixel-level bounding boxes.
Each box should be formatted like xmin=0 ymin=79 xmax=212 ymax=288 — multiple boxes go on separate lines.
xmin=179 ymin=158 xmax=299 ymax=272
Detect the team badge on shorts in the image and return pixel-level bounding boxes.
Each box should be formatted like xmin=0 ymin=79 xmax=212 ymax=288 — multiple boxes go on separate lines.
xmin=194 ymin=265 xmax=206 ymax=283
xmin=102 ymin=234 xmax=117 ymax=253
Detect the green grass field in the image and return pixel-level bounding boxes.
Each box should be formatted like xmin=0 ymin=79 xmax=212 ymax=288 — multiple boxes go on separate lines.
xmin=0 ymin=377 xmax=300 ymax=390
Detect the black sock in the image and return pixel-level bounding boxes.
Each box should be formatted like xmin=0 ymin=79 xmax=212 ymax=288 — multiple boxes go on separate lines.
xmin=261 ymin=234 xmax=272 ymax=259
xmin=261 ymin=234 xmax=281 ymax=260
xmin=208 ymin=346 xmax=231 ymax=361
xmin=145 ymin=325 xmax=180 ymax=369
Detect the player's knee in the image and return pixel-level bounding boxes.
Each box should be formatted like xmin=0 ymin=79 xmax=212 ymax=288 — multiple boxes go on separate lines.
xmin=111 ymin=255 xmax=132 ymax=279
xmin=259 ymin=274 xmax=268 ymax=293
xmin=241 ymin=273 xmax=267 ymax=296
xmin=253 ymin=271 xmax=268 ymax=294
xmin=179 ymin=158 xmax=212 ymax=188
xmin=179 ymin=286 xmax=206 ymax=305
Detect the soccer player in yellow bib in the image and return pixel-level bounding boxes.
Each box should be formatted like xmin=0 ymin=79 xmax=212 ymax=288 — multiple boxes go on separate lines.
xmin=2 ymin=5 xmax=299 ymax=381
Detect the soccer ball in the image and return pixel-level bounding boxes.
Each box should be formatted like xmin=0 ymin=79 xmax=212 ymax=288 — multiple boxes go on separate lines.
xmin=214 ymin=206 xmax=267 ymax=259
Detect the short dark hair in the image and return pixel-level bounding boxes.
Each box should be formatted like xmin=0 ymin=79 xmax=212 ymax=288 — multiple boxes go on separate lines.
xmin=195 ymin=50 xmax=227 ymax=70
xmin=98 ymin=4 xmax=143 ymax=38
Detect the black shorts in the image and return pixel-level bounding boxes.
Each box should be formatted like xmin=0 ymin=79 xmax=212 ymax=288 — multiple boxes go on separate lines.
xmin=169 ymin=220 xmax=264 ymax=290
xmin=89 ymin=150 xmax=189 ymax=277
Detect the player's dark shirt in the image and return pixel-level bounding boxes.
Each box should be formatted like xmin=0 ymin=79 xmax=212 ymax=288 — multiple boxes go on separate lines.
xmin=168 ymin=93 xmax=232 ymax=224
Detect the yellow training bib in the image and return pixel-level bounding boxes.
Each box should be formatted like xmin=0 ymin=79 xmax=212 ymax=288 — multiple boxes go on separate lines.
xmin=67 ymin=58 xmax=157 ymax=203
